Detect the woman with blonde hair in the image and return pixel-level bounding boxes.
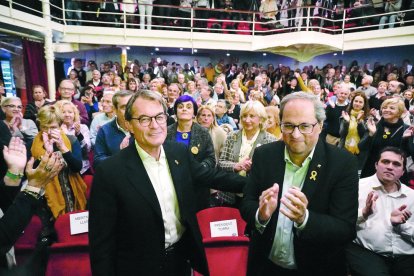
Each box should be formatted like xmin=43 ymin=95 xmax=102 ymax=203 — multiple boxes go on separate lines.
xmin=31 ymin=105 xmax=87 ymax=218
xmin=230 ymin=78 xmax=246 ymax=103
xmin=197 ymin=105 xmax=227 ymax=162
xmin=360 ymin=97 xmax=409 ymax=178
xmin=265 ymin=105 xmax=282 ymax=140
xmin=217 ymin=100 xmax=276 ymax=207
xmin=55 ymin=100 xmax=91 ymax=175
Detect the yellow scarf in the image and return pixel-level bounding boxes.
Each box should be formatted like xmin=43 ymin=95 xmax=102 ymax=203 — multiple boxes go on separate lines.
xmin=31 ymin=131 xmax=87 ymax=218
xmin=344 ymin=110 xmax=362 ymax=155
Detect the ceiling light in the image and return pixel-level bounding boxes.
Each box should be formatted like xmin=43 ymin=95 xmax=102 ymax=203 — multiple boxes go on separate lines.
xmin=155 ymin=47 xmax=159 ymax=51
xmin=263 ymin=53 xmax=267 ymax=56
xmin=226 ymin=53 xmax=230 ymax=56
xmin=194 ymin=49 xmax=198 ymax=53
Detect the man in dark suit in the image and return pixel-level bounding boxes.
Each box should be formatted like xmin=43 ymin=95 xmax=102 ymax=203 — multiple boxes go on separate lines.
xmin=89 ymin=90 xmax=245 ymax=275
xmin=241 ymin=92 xmax=359 ymax=276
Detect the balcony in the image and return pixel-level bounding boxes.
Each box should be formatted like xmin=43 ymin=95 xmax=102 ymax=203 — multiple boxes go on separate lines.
xmin=0 ymin=0 xmax=413 ymax=62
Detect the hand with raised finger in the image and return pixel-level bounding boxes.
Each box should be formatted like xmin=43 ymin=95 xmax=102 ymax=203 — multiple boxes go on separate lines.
xmin=280 ymin=187 xmax=309 ymax=225
xmin=258 ymin=183 xmax=279 ymax=223
xmin=26 ymin=152 xmax=64 ymax=189
xmin=391 ymin=205 xmax=412 ymax=226
xmin=362 ymin=191 xmax=378 ymax=219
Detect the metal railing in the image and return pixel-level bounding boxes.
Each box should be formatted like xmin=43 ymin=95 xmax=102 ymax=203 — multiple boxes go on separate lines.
xmin=1 ymin=0 xmax=413 ymax=37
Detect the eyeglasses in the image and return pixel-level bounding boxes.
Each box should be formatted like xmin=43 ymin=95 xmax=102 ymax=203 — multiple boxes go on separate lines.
xmin=4 ymin=104 xmax=23 ymax=109
xmin=280 ymin=122 xmax=319 ymax=134
xmin=131 ymin=113 xmax=168 ymax=127
xmin=60 ymin=87 xmax=75 ymax=91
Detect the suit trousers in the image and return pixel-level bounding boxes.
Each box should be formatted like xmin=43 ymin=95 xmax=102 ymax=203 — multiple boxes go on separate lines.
xmin=346 ymin=242 xmax=414 ymax=276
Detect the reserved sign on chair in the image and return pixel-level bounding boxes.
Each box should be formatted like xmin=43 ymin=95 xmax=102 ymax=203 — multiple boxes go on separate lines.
xmin=210 ymin=219 xmax=238 ymax=237
xmin=70 ymin=211 xmax=89 ymax=235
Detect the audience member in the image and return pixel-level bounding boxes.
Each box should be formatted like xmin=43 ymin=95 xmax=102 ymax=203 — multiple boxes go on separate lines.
xmin=94 ymin=90 xmax=133 ymax=167
xmin=347 ymin=147 xmax=414 ymax=276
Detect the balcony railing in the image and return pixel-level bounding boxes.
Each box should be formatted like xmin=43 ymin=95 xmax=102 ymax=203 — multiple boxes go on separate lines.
xmin=1 ymin=0 xmax=414 ymax=37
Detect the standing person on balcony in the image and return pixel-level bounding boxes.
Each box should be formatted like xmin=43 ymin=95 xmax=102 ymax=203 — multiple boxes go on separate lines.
xmin=138 ymin=0 xmax=155 ymax=29
xmin=379 ymin=0 xmax=402 ymax=29
xmin=65 ymin=0 xmax=82 ymax=25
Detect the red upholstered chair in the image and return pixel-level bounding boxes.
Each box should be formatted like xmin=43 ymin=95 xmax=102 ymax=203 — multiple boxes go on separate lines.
xmin=196 ymin=207 xmax=249 ymax=276
xmin=46 ymin=211 xmax=91 ymax=276
xmin=207 ymin=18 xmax=221 ymax=32
xmin=14 ymin=215 xmax=42 ymax=264
xmin=236 ymin=22 xmax=251 ymax=35
xmin=82 ymin=174 xmax=93 ymax=200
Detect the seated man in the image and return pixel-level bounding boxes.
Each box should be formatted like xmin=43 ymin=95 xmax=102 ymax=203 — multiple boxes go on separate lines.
xmin=215 ymin=99 xmax=238 ymax=130
xmin=347 ymin=146 xmax=414 ymax=276
xmin=90 ymin=91 xmax=115 ymax=145
xmin=93 ymin=90 xmax=133 ymax=168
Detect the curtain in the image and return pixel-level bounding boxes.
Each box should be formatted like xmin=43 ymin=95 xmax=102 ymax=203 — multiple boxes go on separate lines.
xmin=22 ymin=39 xmax=48 ymax=102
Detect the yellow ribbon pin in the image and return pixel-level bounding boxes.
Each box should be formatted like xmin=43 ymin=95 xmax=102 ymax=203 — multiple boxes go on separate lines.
xmin=309 ymin=171 xmax=317 ymax=181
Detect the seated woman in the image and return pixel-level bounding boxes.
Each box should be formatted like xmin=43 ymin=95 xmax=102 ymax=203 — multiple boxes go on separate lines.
xmin=218 ymin=101 xmax=277 ymax=207
xmin=2 ymin=97 xmax=38 ymax=150
xmin=31 ymin=105 xmax=87 ymax=219
xmin=55 ymin=100 xmax=92 ymax=175
xmin=166 ymin=95 xmax=216 ymax=210
xmin=265 ymin=105 xmax=282 ymax=140
xmin=196 ymin=105 xmax=227 ymax=162
xmin=24 ymin=85 xmax=53 ymax=123
xmin=339 ymin=91 xmax=369 ymax=169
xmin=80 ymin=86 xmax=99 ymax=120
xmin=360 ymin=97 xmax=409 ymax=178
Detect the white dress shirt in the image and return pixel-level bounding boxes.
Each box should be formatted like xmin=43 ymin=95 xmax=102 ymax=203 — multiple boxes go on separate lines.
xmin=135 ymin=141 xmax=185 ymax=248
xmin=355 ymin=174 xmax=414 ymax=256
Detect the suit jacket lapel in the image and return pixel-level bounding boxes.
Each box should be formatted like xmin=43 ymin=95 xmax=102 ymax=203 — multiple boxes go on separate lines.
xmin=302 ymin=140 xmax=326 ymax=204
xmin=124 ymin=144 xmax=163 ymax=219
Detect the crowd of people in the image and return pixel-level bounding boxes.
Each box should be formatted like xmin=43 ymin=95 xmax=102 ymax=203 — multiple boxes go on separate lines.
xmin=1 ymin=55 xmax=414 ymax=275
xmin=5 ymin=0 xmax=414 ymax=32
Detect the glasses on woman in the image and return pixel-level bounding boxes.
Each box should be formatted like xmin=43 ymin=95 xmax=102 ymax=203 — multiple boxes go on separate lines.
xmin=280 ymin=122 xmax=319 ymax=134
xmin=4 ymin=104 xmax=23 ymax=109
xmin=131 ymin=113 xmax=167 ymax=127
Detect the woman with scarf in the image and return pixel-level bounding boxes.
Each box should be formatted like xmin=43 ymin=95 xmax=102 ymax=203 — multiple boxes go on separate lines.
xmin=360 ymin=97 xmax=410 ymax=178
xmin=339 ymin=91 xmax=369 ymax=169
xmin=31 ymin=105 xmax=87 ymax=219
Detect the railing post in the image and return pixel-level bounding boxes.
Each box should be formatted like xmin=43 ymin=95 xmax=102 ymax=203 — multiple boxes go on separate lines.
xmin=123 ymin=7 xmax=126 ymax=37
xmin=8 ymin=0 xmax=13 ymax=17
xmin=252 ymin=12 xmax=256 ymax=36
xmin=61 ymin=0 xmax=66 ymax=25
xmin=42 ymin=0 xmax=56 ymax=100
xmin=306 ymin=7 xmax=310 ymax=31
xmin=341 ymin=8 xmax=346 ymax=55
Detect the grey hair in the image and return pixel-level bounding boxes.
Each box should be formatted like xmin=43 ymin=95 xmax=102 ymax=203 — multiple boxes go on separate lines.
xmin=125 ymin=90 xmax=167 ymax=121
xmin=112 ymin=90 xmax=134 ymax=109
xmin=1 ymin=96 xmax=21 ymax=107
xmin=279 ymin=92 xmax=326 ymax=123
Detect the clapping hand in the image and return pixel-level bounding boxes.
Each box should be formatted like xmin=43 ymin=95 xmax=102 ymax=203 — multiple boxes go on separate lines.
xmin=362 ymin=191 xmax=378 ymax=219
xmin=26 ymin=152 xmax=65 ymax=189
xmin=3 ymin=137 xmax=27 ymax=183
xmin=391 ymin=205 xmax=412 ymax=226
xmin=280 ymin=187 xmax=309 ymax=225
xmin=258 ymin=184 xmax=279 ymax=223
